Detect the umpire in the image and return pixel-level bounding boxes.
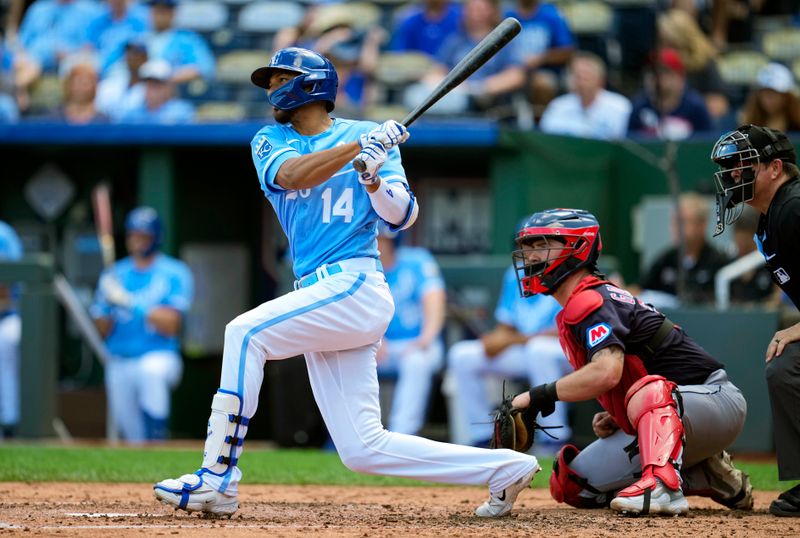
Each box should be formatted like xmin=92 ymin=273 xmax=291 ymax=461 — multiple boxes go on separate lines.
xmin=712 ymin=124 xmax=800 ymax=517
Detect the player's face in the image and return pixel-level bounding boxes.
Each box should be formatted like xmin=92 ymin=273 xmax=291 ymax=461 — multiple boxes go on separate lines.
xmin=267 ymin=70 xmax=300 ymax=124
xmin=521 ymin=238 xmax=561 ymax=265
xmin=126 ymin=231 xmax=155 ymax=258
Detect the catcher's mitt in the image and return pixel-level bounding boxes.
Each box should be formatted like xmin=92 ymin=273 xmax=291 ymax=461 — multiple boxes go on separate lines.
xmin=489 ymin=396 xmax=538 ymax=452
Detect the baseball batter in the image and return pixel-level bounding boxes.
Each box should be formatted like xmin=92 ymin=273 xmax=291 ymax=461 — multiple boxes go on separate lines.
xmin=90 ymin=207 xmax=194 ymax=442
xmin=154 ymin=47 xmax=538 ymax=518
xmin=507 ymin=208 xmax=752 ymax=515
xmin=0 ymin=220 xmax=22 ymax=438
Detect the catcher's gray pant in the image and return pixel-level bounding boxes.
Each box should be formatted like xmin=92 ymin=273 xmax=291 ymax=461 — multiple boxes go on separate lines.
xmin=570 ymin=369 xmax=746 ymax=495
xmin=766 ymin=341 xmax=800 ymax=480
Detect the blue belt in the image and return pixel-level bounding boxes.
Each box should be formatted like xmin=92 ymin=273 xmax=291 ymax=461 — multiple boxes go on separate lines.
xmin=295 ymin=258 xmax=383 ymax=289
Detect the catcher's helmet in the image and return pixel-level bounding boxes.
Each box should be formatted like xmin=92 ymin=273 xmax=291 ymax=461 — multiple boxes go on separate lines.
xmin=512 ymin=208 xmax=602 ymax=296
xmin=125 ymin=206 xmax=162 ymax=255
xmin=251 ymin=47 xmax=338 ymax=112
xmin=710 ymin=124 xmax=796 ymax=235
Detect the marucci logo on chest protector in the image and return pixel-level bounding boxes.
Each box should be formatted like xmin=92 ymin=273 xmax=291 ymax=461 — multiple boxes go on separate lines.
xmin=586 ymin=322 xmax=612 ymax=348
xmin=774 ymin=267 xmax=791 ymax=285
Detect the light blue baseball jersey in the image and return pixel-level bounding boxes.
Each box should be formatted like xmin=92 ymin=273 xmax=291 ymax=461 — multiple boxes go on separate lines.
xmin=90 ymin=254 xmax=194 ymax=358
xmin=251 ymin=118 xmax=410 ymax=279
xmin=0 ymin=221 xmax=23 ymax=314
xmin=494 ymin=265 xmax=561 ymax=335
xmin=384 ymin=247 xmax=445 ymax=340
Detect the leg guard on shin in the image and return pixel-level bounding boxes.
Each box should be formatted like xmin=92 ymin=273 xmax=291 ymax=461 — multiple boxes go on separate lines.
xmin=202 ymin=391 xmax=250 ymax=475
xmin=550 ymin=444 xmax=609 ymax=509
xmin=621 ymin=375 xmax=684 ymax=493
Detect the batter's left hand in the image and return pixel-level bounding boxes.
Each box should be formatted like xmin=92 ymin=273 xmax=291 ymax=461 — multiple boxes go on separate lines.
xmin=766 ymin=321 xmax=800 ymax=362
xmin=355 ymin=141 xmax=387 ymax=185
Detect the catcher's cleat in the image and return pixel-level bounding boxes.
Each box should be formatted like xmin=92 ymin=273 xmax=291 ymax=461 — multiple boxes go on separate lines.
xmin=610 ymin=477 xmax=688 ymax=516
xmin=474 ymin=465 xmax=539 ymax=518
xmin=154 ymin=473 xmax=238 ymax=517
xmin=708 ymin=451 xmax=754 ymax=511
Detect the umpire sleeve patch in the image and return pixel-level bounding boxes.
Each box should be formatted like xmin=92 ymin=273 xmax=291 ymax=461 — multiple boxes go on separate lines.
xmin=255 ymin=136 xmax=273 ymax=160
xmin=586 ymin=322 xmax=612 ymax=348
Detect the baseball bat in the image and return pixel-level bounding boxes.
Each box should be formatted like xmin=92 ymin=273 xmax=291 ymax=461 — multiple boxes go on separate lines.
xmin=353 ymin=17 xmax=522 ymax=173
xmin=91 ymin=182 xmax=115 ymax=268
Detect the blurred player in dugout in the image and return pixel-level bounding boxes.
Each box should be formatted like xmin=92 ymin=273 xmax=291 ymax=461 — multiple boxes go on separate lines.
xmin=90 ymin=207 xmax=194 ymax=443
xmin=376 ymin=223 xmax=446 ymax=436
xmin=0 ymin=221 xmax=23 ymax=438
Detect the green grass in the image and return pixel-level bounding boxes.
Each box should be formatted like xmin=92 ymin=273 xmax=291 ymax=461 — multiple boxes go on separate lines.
xmin=0 ymin=445 xmax=795 ymax=492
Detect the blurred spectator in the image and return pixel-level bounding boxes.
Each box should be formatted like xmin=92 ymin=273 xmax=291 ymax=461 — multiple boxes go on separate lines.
xmin=18 ymin=0 xmax=101 ymax=72
xmin=46 ymin=53 xmax=108 ymax=123
xmin=86 ymin=0 xmax=150 ymax=76
xmin=740 ymin=62 xmax=800 ymax=133
xmin=409 ymin=0 xmax=524 ymax=116
xmin=729 ymin=206 xmax=781 ymax=306
xmin=284 ymin=5 xmax=385 ymax=117
xmin=0 ymin=38 xmax=20 ymax=122
xmin=96 ymin=36 xmax=147 ymax=121
xmin=505 ymin=0 xmax=575 ymax=119
xmin=628 ymin=48 xmax=712 ymax=140
xmin=141 ymin=0 xmax=214 ymax=84
xmin=538 ymin=51 xmax=631 ymax=140
xmin=116 ymin=58 xmax=194 ymax=123
xmin=0 ymin=220 xmax=22 ymax=439
xmin=639 ymin=192 xmax=732 ymax=306
xmin=447 ymin=265 xmax=570 ymax=450
xmin=658 ymin=9 xmax=730 ymax=126
xmin=375 ymin=225 xmax=446 ymax=436
xmin=3 ymin=0 xmax=26 ymax=42
xmin=90 ymin=207 xmax=194 ymax=443
xmin=388 ymin=0 xmax=462 ymax=57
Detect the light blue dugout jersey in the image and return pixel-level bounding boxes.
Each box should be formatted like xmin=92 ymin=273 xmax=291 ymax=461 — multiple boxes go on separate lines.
xmin=384 ymin=247 xmax=445 ymax=340
xmin=251 ymin=118 xmax=412 ymax=279
xmin=494 ymin=265 xmax=561 ymax=335
xmin=0 ymin=221 xmax=23 ymax=314
xmin=90 ymin=254 xmax=194 ymax=358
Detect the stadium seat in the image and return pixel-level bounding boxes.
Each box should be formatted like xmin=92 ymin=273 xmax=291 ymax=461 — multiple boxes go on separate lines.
xmin=717 ymin=50 xmax=770 ymax=86
xmin=374 ymin=52 xmax=434 ymax=87
xmin=237 ymin=1 xmax=304 ymax=34
xmin=175 ymin=1 xmax=228 ymax=33
xmin=195 ymin=101 xmax=248 ymax=122
xmin=28 ymin=75 xmax=63 ymax=114
xmin=364 ymin=104 xmax=409 ymax=123
xmin=561 ymin=1 xmax=613 ymax=35
xmin=308 ymin=2 xmax=381 ymax=35
xmin=762 ymin=28 xmax=800 ymax=63
xmin=216 ymin=50 xmax=268 ymax=84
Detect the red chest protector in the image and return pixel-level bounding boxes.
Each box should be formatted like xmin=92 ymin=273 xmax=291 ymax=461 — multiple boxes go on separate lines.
xmin=556 ymin=276 xmax=649 ymax=435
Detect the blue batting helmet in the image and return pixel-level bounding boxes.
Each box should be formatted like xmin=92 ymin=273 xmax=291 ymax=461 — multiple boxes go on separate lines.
xmin=125 ymin=206 xmax=162 ymax=255
xmin=251 ymin=47 xmax=338 ymax=112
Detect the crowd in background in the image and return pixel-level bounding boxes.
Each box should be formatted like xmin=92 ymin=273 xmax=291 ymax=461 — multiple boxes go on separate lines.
xmin=0 ymin=0 xmax=799 ymax=137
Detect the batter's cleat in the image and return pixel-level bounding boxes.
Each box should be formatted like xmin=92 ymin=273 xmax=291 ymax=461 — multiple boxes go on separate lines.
xmin=154 ymin=473 xmax=238 ymax=517
xmin=474 ymin=466 xmax=539 ymax=518
xmin=610 ymin=478 xmax=689 ymax=516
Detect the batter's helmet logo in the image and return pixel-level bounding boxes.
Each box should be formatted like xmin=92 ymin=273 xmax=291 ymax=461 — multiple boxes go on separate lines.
xmin=586 ymin=322 xmax=612 ymax=348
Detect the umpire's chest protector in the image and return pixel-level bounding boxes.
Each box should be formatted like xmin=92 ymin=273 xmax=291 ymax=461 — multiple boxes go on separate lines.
xmin=557 ymin=276 xmax=648 ymax=435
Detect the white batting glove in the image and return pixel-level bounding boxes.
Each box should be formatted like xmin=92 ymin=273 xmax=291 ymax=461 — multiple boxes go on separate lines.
xmin=360 ymin=120 xmax=409 ymax=151
xmin=355 ymin=141 xmax=387 ymax=186
xmin=99 ymin=274 xmax=133 ymax=309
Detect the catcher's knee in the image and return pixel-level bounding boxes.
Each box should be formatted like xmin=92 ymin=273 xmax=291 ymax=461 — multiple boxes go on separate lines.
xmin=624 ymin=375 xmax=678 ymax=428
xmin=550 ymin=444 xmax=608 ymax=509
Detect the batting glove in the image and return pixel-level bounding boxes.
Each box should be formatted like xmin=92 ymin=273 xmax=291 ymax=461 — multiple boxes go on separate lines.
xmin=99 ymin=274 xmax=133 ymax=309
xmin=355 ymin=141 xmax=387 ymax=186
xmin=362 ymin=120 xmax=409 ymax=150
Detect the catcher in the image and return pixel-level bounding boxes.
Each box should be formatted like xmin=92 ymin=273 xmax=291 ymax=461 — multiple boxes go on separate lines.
xmin=493 ymin=208 xmax=752 ymax=516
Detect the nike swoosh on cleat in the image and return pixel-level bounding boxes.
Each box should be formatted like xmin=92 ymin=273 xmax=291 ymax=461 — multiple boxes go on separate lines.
xmin=498 ymin=490 xmax=506 ymax=501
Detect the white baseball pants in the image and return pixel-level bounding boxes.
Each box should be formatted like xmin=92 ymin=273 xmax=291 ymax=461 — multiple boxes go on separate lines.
xmin=202 ymin=266 xmax=538 ymax=496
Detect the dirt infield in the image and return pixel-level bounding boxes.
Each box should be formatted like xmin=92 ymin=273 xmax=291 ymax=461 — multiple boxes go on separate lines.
xmin=1 ymin=482 xmax=798 ymax=537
